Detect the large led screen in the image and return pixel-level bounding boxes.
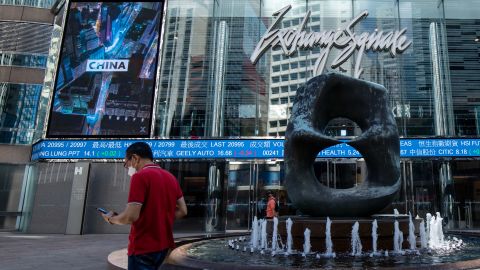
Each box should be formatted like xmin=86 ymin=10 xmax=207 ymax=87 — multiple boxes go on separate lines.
xmin=47 ymin=1 xmax=163 ymax=137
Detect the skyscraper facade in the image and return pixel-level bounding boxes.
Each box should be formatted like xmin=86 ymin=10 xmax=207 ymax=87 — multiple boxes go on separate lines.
xmin=0 ymin=0 xmax=56 ymax=231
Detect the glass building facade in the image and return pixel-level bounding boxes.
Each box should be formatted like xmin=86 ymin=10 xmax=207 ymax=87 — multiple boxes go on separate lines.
xmin=0 ymin=0 xmax=55 ymax=231
xmin=0 ymin=0 xmax=55 ymax=144
xmin=149 ymin=0 xmax=480 ymax=231
xmin=3 ymin=0 xmax=480 ymax=233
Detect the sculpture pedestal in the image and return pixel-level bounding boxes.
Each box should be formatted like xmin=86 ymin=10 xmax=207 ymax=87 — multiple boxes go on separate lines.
xmin=268 ymin=216 xmax=422 ymax=253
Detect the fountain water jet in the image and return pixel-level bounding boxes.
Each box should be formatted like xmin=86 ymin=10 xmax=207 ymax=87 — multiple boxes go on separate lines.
xmin=260 ymin=219 xmax=267 ymax=250
xmin=370 ymin=219 xmax=380 ymax=257
xmin=271 ymin=217 xmax=278 ymax=255
xmin=324 ymin=217 xmax=336 ymax=258
xmin=429 ymin=214 xmax=439 ymax=248
xmin=251 ymin=216 xmax=259 ymax=249
xmin=419 ymin=220 xmax=428 ymax=249
xmin=393 ymin=219 xmax=404 ymax=255
xmin=429 ymin=212 xmax=450 ymax=250
xmin=351 ymin=221 xmax=362 ymax=256
xmin=286 ymin=218 xmax=293 ymax=255
xmin=408 ymin=213 xmax=416 ymax=251
xmin=426 ymin=213 xmax=432 ymax=244
xmin=302 ymin=228 xmax=311 ymax=256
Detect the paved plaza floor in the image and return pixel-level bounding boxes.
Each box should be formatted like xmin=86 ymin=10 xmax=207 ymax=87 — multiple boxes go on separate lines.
xmin=3 ymin=229 xmax=480 ymax=270
xmin=0 ymin=232 xmax=127 ymax=270
xmin=0 ymin=231 xmax=213 ymax=270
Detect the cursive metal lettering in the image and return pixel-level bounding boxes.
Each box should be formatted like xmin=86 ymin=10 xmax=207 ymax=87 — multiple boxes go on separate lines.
xmin=250 ymin=5 xmax=412 ymax=78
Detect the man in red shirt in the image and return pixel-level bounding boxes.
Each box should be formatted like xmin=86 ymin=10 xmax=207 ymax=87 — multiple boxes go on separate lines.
xmin=265 ymin=191 xmax=278 ymax=219
xmin=102 ymin=142 xmax=187 ymax=270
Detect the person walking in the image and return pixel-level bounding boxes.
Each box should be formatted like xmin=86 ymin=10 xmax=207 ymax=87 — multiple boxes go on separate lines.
xmin=102 ymin=142 xmax=187 ymax=270
xmin=265 ymin=191 xmax=278 ymax=219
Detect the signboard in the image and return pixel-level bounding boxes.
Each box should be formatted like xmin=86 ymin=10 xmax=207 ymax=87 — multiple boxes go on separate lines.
xmin=250 ymin=5 xmax=411 ymax=78
xmin=31 ymin=138 xmax=480 ymax=160
xmin=47 ymin=2 xmax=164 ymax=138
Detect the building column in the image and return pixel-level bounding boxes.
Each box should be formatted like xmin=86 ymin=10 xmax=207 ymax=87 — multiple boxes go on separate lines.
xmin=439 ymin=161 xmax=454 ymax=229
xmin=65 ymin=162 xmax=90 ymax=234
xmin=205 ymin=162 xmax=223 ymax=232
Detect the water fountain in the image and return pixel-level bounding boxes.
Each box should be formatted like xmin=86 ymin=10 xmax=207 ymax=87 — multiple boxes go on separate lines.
xmin=302 ymin=228 xmax=311 ymax=256
xmin=260 ymin=219 xmax=267 ymax=250
xmin=271 ymin=217 xmax=278 ymax=255
xmin=408 ymin=213 xmax=417 ymax=251
xmin=350 ymin=221 xmax=362 ymax=256
xmin=250 ymin=216 xmax=259 ymax=249
xmin=324 ymin=217 xmax=335 ymax=258
xmin=370 ymin=219 xmax=380 ymax=257
xmin=164 ymin=74 xmax=480 ymax=269
xmin=419 ymin=219 xmax=428 ymax=249
xmin=393 ymin=219 xmax=404 ymax=255
xmin=286 ymin=218 xmax=293 ymax=255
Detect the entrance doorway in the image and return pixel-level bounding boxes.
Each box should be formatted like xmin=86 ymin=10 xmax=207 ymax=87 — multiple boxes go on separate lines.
xmin=224 ymin=159 xmax=363 ymax=231
xmin=225 ymin=161 xmax=285 ymax=231
xmin=313 ymin=159 xmax=363 ymax=189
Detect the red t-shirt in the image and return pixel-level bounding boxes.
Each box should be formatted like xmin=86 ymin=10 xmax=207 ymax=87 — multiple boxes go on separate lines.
xmin=127 ymin=164 xmax=183 ymax=255
xmin=266 ymin=197 xmax=276 ymax=218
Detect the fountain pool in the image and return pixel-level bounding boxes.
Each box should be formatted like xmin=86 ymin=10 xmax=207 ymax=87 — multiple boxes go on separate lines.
xmin=172 ymin=235 xmax=480 ymax=269
xmin=166 ymin=213 xmax=480 ymax=270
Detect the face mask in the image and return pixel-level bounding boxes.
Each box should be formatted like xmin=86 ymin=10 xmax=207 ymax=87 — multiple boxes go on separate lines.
xmin=127 ymin=166 xmax=137 ymax=177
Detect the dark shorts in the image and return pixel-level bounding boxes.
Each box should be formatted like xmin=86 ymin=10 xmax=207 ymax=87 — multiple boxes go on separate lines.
xmin=128 ymin=249 xmax=169 ymax=270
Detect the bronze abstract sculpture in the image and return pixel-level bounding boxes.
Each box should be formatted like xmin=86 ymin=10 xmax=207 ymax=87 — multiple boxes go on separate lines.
xmin=285 ymin=73 xmax=400 ymax=217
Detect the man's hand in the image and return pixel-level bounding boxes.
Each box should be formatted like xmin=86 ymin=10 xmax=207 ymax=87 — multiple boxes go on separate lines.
xmin=103 ymin=204 xmax=141 ymax=225
xmin=101 ymin=211 xmax=116 ymax=224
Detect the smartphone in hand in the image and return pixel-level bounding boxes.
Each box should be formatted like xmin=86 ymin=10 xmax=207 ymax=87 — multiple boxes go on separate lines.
xmin=97 ymin=207 xmax=109 ymax=214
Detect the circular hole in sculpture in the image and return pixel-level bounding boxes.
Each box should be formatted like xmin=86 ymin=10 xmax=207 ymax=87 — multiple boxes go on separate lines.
xmin=314 ymin=117 xmax=364 ymax=189
xmin=323 ymin=117 xmax=361 ymax=138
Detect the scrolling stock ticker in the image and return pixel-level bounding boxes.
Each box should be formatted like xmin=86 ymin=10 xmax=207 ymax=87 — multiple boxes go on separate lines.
xmin=32 ymin=139 xmax=480 ymax=160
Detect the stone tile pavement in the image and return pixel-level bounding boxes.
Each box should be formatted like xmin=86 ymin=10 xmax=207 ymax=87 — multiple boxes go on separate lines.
xmin=0 ymin=232 xmax=127 ymax=270
xmin=0 ymin=232 xmax=212 ymax=270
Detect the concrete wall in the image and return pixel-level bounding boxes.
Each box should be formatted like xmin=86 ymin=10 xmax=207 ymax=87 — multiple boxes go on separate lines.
xmin=28 ymin=162 xmax=74 ymax=234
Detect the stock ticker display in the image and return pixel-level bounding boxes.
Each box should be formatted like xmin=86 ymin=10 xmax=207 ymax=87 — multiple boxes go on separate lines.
xmin=47 ymin=2 xmax=163 ymax=137
xmin=31 ymin=139 xmax=480 ymax=160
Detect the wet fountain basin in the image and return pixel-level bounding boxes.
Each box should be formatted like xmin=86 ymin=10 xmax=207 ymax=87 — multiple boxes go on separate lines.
xmin=268 ymin=217 xmax=418 ymax=252
xmin=167 ymin=235 xmax=480 ymax=269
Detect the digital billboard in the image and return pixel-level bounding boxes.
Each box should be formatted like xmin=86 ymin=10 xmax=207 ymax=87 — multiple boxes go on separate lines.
xmin=32 ymin=138 xmax=480 ymax=160
xmin=47 ymin=1 xmax=164 ymax=137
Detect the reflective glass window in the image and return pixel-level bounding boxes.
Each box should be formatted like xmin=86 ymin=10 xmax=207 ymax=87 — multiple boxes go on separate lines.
xmin=0 ymin=52 xmax=47 ymax=68
xmin=444 ymin=0 xmax=480 ymax=136
xmin=0 ymin=83 xmax=42 ymax=144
